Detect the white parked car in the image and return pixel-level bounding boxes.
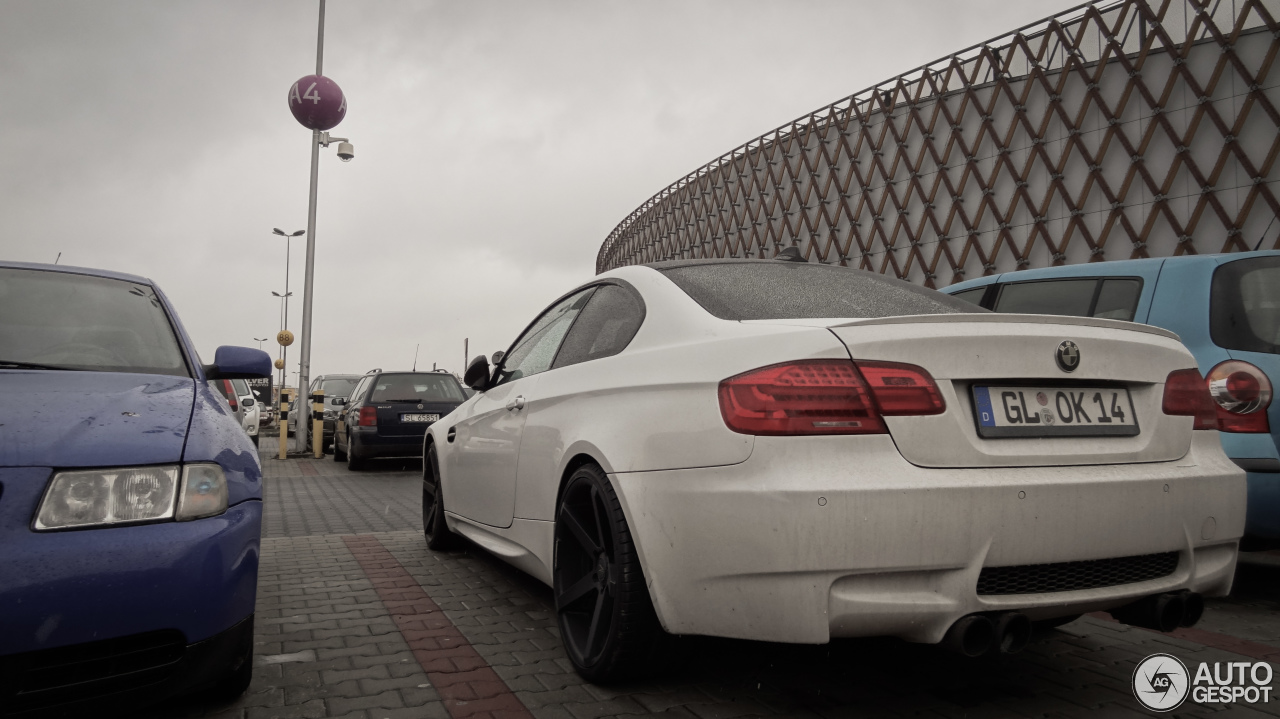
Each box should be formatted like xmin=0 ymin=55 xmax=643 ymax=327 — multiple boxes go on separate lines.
xmin=422 ymin=258 xmax=1245 ymax=681
xmin=209 ymin=378 xmax=261 ymax=446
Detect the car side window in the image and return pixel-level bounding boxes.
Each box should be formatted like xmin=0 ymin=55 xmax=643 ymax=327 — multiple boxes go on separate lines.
xmin=1092 ymin=279 xmax=1142 ymax=321
xmin=492 ymin=289 xmax=595 ymax=387
xmin=995 ymin=279 xmax=1096 ymax=317
xmin=553 ymin=284 xmax=645 ymax=369
xmin=950 ymin=287 xmax=987 ymax=307
xmin=350 ymin=377 xmax=371 ymax=406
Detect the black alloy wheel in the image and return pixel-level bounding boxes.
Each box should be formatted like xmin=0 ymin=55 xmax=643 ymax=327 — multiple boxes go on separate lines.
xmin=553 ymin=464 xmax=663 ymax=682
xmin=422 ymin=444 xmax=457 ymax=550
xmin=346 ymin=432 xmax=365 ymax=471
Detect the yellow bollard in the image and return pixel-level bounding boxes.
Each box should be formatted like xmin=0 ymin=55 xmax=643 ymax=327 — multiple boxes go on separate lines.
xmin=312 ymin=389 xmax=325 ymax=459
xmin=278 ymin=390 xmax=290 ymax=460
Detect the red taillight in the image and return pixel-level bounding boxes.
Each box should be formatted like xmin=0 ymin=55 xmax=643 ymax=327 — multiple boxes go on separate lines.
xmin=1207 ymin=360 xmax=1272 ymax=433
xmin=854 ymin=361 xmax=947 ymax=416
xmin=222 ymin=380 xmax=237 ymax=411
xmin=358 ymin=406 xmax=378 ymax=427
xmin=1161 ymin=368 xmax=1217 ymax=430
xmin=717 ymin=359 xmax=944 ymax=436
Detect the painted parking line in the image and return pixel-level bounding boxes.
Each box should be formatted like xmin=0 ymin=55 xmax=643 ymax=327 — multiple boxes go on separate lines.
xmin=343 ymin=534 xmax=533 ymax=719
xmin=1088 ymin=612 xmax=1280 ymax=661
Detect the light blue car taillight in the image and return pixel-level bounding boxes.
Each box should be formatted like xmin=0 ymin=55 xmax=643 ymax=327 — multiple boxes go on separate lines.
xmin=34 ymin=464 xmax=228 ymax=530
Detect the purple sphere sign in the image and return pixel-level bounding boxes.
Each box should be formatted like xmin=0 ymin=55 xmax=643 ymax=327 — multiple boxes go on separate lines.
xmin=288 ymin=75 xmax=346 ymax=131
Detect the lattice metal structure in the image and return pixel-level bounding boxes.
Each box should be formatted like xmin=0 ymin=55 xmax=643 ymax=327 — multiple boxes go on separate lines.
xmin=597 ymin=0 xmax=1280 ymax=287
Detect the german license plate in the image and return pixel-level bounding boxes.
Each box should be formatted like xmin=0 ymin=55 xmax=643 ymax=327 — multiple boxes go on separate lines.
xmin=401 ymin=413 xmax=439 ymax=423
xmin=972 ymin=386 xmax=1138 ymax=438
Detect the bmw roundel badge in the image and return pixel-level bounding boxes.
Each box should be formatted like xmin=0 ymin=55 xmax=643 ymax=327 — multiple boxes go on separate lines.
xmin=1056 ymin=340 xmax=1080 ymax=372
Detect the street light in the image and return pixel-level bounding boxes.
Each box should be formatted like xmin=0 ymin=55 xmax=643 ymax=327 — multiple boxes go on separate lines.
xmin=285 ymin=0 xmax=357 ymax=453
xmin=271 ymin=290 xmax=294 ymax=396
xmin=254 ymin=337 xmax=268 ymax=350
xmin=272 ymin=228 xmax=302 ymax=408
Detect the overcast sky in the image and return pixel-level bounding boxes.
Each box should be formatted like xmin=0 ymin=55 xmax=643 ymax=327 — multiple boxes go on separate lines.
xmin=1 ymin=0 xmax=1068 ymax=385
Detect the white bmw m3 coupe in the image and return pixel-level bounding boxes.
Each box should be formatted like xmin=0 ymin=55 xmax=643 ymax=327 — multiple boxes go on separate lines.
xmin=422 ymin=257 xmax=1245 ymax=681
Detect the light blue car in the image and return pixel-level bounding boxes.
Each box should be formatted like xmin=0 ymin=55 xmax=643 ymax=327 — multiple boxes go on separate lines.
xmin=943 ymin=251 xmax=1279 ymax=547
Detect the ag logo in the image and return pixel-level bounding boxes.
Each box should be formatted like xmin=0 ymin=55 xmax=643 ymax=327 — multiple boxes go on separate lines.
xmin=1056 ymin=340 xmax=1080 ymax=373
xmin=1133 ymin=653 xmax=1190 ymax=711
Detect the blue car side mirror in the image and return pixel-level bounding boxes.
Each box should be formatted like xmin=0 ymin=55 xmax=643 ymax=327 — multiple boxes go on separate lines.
xmin=205 ymin=346 xmax=273 ymax=380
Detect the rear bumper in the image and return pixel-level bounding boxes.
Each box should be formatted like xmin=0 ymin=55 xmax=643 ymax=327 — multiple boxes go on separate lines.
xmin=612 ymin=431 xmax=1244 ymax=645
xmin=1245 ymin=469 xmax=1280 ymax=541
xmin=0 ymin=614 xmax=253 ymax=716
xmin=1220 ymin=432 xmax=1280 ymax=541
xmin=352 ymin=427 xmax=426 ymax=458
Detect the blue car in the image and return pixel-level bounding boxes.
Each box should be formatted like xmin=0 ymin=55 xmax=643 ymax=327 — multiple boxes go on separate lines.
xmin=0 ymin=261 xmax=272 ymax=714
xmin=943 ymin=251 xmax=1279 ymax=546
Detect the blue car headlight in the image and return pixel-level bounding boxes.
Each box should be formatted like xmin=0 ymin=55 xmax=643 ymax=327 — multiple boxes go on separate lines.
xmin=35 ymin=464 xmax=228 ymax=530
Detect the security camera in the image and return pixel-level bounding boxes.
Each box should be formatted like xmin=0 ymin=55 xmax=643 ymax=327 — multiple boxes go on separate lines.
xmin=336 ymin=142 xmax=355 ymax=162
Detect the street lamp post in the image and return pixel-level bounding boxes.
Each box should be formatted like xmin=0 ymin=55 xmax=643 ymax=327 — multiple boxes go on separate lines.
xmin=286 ymin=0 xmax=355 ymax=453
xmin=271 ymin=290 xmax=294 ymax=397
xmin=254 ymin=337 xmax=268 ymax=350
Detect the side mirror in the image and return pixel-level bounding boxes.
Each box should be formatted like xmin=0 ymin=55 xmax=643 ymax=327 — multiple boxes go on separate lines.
xmin=333 ymin=397 xmax=346 ymax=406
xmin=243 ymin=397 xmax=255 ymax=407
xmin=491 ymin=350 xmax=505 ymax=365
xmin=205 ymin=346 xmax=272 ymax=380
xmin=463 ymin=355 xmax=490 ymax=391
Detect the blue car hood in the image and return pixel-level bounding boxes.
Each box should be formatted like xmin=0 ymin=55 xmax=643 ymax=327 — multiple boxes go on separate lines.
xmin=0 ymin=371 xmax=193 ymax=468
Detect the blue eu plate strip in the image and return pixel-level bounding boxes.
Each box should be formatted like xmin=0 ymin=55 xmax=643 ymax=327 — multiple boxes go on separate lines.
xmin=974 ymin=387 xmax=996 ymax=427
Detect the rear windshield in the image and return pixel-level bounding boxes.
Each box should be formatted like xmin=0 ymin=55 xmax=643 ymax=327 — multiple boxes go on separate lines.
xmin=369 ymin=373 xmax=466 ymax=403
xmin=1211 ymin=256 xmax=1280 ymax=355
xmin=0 ymin=267 xmax=189 ymax=376
xmin=656 ymin=262 xmax=979 ymax=320
xmin=322 ymin=377 xmax=358 ymax=398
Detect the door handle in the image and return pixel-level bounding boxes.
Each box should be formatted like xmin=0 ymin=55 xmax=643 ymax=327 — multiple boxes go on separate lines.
xmin=447 ymin=427 xmax=456 ymax=443
xmin=506 ymin=395 xmax=526 ymax=411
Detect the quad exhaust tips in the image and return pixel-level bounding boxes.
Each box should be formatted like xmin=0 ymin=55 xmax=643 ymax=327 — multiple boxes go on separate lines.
xmin=942 ymin=612 xmax=1031 ymax=657
xmin=1111 ymin=591 xmax=1204 ymax=632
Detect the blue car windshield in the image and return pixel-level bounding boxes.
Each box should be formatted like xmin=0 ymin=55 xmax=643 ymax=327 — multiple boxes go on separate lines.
xmin=0 ymin=268 xmax=190 ymax=376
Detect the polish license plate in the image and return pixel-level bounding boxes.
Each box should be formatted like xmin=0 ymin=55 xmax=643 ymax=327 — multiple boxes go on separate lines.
xmin=401 ymin=413 xmax=439 ymax=423
xmin=972 ymin=386 xmax=1139 ymax=438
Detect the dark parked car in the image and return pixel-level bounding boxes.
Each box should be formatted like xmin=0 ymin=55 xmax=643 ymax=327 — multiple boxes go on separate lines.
xmin=289 ymin=373 xmax=360 ymax=450
xmin=333 ymin=369 xmax=467 ymax=470
xmin=0 ymin=261 xmax=272 ymax=713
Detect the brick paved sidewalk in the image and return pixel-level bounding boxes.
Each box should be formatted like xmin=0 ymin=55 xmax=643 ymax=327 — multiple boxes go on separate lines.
xmin=141 ymin=453 xmax=1280 ymax=719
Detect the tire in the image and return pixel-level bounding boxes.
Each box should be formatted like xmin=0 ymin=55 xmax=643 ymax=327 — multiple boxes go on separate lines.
xmin=423 ymin=444 xmax=457 ymax=550
xmin=332 ymin=433 xmax=347 ymax=462
xmin=553 ymin=464 xmax=664 ymax=683
xmin=346 ymin=432 xmax=365 ymax=471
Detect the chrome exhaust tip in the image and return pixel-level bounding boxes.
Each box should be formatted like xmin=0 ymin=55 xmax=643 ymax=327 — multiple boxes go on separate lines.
xmin=1180 ymin=592 xmax=1204 ymax=627
xmin=993 ymin=612 xmax=1032 ymax=654
xmin=1111 ymin=592 xmax=1193 ymax=632
xmin=942 ymin=614 xmax=996 ymax=657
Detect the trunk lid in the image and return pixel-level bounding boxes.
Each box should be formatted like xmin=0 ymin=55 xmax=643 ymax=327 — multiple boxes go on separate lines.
xmin=823 ymin=313 xmax=1198 ymax=468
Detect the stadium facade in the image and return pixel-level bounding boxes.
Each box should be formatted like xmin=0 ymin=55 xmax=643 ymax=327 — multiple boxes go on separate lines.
xmin=597 ymin=0 xmax=1280 ymax=288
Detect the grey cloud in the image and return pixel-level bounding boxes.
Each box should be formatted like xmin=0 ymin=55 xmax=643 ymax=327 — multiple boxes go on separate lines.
xmin=1 ymin=0 xmax=1066 ymax=382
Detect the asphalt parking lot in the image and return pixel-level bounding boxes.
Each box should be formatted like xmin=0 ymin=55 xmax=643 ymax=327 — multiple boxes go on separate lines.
xmin=145 ymin=443 xmax=1280 ymax=719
